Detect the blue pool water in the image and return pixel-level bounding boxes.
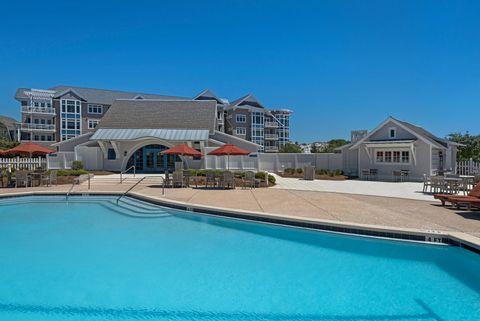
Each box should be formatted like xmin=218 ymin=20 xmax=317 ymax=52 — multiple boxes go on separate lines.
xmin=0 ymin=196 xmax=479 ymax=321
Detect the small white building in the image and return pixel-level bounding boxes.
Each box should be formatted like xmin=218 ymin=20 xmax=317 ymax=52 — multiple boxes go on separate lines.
xmin=337 ymin=117 xmax=461 ymax=181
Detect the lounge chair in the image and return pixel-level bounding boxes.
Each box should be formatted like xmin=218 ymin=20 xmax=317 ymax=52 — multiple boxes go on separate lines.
xmin=220 ymin=171 xmax=235 ymax=189
xmin=434 ymin=183 xmax=480 ymax=207
xmin=242 ymin=171 xmax=256 ymax=189
xmin=15 ymin=170 xmax=31 ymax=188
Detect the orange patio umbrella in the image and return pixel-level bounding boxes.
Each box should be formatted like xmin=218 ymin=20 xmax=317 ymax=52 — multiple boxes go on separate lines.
xmin=4 ymin=142 xmax=55 ymax=157
xmin=160 ymin=144 xmax=203 ymax=158
xmin=208 ymin=144 xmax=251 ymax=170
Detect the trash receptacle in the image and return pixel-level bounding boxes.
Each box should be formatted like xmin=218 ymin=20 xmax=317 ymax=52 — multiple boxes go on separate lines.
xmin=303 ymin=165 xmax=315 ymax=180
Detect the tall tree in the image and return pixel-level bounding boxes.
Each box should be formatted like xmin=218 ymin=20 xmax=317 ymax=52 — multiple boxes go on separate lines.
xmin=447 ymin=132 xmax=480 ymax=162
xmin=322 ymin=139 xmax=350 ymax=153
xmin=279 ymin=142 xmax=303 ymax=153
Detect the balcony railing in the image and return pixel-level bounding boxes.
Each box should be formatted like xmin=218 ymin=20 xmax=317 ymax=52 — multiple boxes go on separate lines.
xmin=264 ymin=134 xmax=279 ymax=140
xmin=264 ymin=121 xmax=279 ymax=128
xmin=21 ymin=106 xmax=56 ymax=115
xmin=21 ymin=123 xmax=56 ymax=131
xmin=264 ymin=146 xmax=279 ymax=152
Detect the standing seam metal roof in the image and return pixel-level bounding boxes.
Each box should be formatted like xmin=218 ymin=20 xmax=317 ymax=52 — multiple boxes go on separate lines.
xmin=91 ymin=129 xmax=210 ymax=141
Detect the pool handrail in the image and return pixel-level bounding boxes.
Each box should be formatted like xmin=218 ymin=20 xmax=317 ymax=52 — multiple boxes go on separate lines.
xmin=116 ymin=175 xmax=165 ymax=205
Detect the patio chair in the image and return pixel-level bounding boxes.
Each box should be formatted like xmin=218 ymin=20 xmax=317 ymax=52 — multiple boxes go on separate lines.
xmin=434 ymin=183 xmax=480 ymax=207
xmin=430 ymin=176 xmax=446 ymax=193
xmin=15 ymin=170 xmax=31 ymax=188
xmin=205 ymin=171 xmax=217 ymax=188
xmin=172 ymin=171 xmax=185 ymax=188
xmin=393 ymin=170 xmax=403 ymax=182
xmin=422 ymin=174 xmax=432 ymax=193
xmin=220 ymin=171 xmax=235 ymax=189
xmin=242 ymin=171 xmax=256 ymax=189
xmin=42 ymin=170 xmax=58 ymax=186
xmin=361 ymin=169 xmax=370 ymax=180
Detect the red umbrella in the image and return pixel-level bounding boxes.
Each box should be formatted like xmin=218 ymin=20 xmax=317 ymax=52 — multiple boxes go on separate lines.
xmin=4 ymin=142 xmax=55 ymax=157
xmin=208 ymin=144 xmax=251 ymax=170
xmin=160 ymin=144 xmax=202 ymax=157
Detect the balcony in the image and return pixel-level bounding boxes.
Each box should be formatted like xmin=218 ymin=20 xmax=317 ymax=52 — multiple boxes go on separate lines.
xmin=21 ymin=106 xmax=56 ymax=115
xmin=264 ymin=146 xmax=279 ymax=152
xmin=264 ymin=134 xmax=279 ymax=140
xmin=264 ymin=121 xmax=278 ymax=128
xmin=21 ymin=123 xmax=56 ymax=132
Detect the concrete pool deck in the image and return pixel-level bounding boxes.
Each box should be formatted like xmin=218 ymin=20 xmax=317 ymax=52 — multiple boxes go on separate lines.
xmin=1 ymin=179 xmax=479 ymax=244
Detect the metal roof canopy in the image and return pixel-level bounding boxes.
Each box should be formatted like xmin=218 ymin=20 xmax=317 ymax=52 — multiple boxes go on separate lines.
xmin=364 ymin=140 xmax=417 ymax=148
xmin=90 ymin=128 xmax=210 ymax=141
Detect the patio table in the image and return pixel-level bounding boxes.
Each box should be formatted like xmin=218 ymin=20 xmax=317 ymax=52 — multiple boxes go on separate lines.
xmin=443 ymin=177 xmax=464 ymax=194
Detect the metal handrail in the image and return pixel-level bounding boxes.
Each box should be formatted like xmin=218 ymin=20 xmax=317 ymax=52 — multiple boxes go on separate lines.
xmin=116 ymin=175 xmax=165 ymax=205
xmin=120 ymin=165 xmax=136 ymax=184
xmin=66 ymin=177 xmax=79 ymax=201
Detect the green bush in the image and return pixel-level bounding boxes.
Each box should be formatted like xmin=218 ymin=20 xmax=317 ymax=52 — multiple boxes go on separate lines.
xmin=71 ymin=161 xmax=84 ymax=170
xmin=267 ymin=174 xmax=276 ymax=185
xmin=334 ymin=169 xmax=343 ymax=176
xmin=296 ymin=168 xmax=303 ymax=174
xmin=284 ymin=168 xmax=295 ymax=175
xmin=57 ymin=169 xmax=89 ymax=176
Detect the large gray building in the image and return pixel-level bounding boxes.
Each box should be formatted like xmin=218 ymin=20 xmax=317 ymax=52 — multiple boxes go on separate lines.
xmin=15 ymin=86 xmax=292 ymax=152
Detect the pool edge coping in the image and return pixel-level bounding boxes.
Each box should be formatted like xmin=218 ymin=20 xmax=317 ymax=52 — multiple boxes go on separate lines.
xmin=1 ymin=190 xmax=480 ymax=254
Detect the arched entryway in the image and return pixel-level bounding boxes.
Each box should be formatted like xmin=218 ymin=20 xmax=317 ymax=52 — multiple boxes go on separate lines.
xmin=126 ymin=144 xmax=178 ymax=173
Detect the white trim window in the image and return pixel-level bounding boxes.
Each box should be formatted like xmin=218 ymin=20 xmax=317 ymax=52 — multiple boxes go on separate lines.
xmin=375 ymin=149 xmax=410 ymax=164
xmin=88 ymin=104 xmax=103 ymax=114
xmin=235 ymin=127 xmax=246 ymax=135
xmin=389 ymin=127 xmax=397 ymax=139
xmin=236 ymin=114 xmax=246 ymax=123
xmin=88 ymin=119 xmax=100 ymax=129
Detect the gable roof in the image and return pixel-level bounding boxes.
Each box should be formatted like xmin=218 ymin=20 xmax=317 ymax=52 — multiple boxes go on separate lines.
xmin=193 ymin=89 xmax=225 ymax=104
xmin=15 ymin=85 xmax=187 ymax=105
xmin=97 ymin=99 xmax=217 ymax=133
xmin=228 ymin=94 xmax=265 ymax=109
xmin=350 ymin=117 xmax=455 ymax=150
xmin=49 ymin=85 xmax=186 ymax=105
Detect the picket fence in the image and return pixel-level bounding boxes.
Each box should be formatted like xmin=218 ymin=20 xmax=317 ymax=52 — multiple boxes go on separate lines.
xmin=0 ymin=157 xmax=47 ymax=171
xmin=457 ymin=159 xmax=480 ymax=175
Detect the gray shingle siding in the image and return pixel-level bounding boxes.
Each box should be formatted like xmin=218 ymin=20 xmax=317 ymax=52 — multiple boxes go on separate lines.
xmin=98 ymin=99 xmax=217 ymax=133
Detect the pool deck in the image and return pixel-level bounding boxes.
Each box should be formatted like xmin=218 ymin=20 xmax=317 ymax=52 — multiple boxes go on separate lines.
xmin=1 ymin=179 xmax=480 ymax=248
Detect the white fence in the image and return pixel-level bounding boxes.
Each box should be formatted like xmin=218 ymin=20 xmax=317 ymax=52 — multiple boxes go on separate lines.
xmin=46 ymin=152 xmax=76 ymax=169
xmin=457 ymin=159 xmax=480 ymax=175
xmin=203 ymin=150 xmax=343 ymax=172
xmin=0 ymin=157 xmax=47 ymax=170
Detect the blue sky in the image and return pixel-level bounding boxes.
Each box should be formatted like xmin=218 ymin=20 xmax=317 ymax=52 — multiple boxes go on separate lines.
xmin=1 ymin=0 xmax=479 ymax=142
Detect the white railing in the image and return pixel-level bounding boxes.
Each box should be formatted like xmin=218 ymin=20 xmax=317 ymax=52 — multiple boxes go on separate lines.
xmin=264 ymin=121 xmax=278 ymax=128
xmin=264 ymin=146 xmax=279 ymax=152
xmin=21 ymin=106 xmax=56 ymax=114
xmin=264 ymin=134 xmax=279 ymax=140
xmin=21 ymin=123 xmax=56 ymax=131
xmin=0 ymin=157 xmax=47 ymax=170
xmin=457 ymin=159 xmax=480 ymax=175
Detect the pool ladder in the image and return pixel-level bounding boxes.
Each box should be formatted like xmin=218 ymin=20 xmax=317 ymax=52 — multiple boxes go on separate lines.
xmin=116 ymin=176 xmax=165 ymax=205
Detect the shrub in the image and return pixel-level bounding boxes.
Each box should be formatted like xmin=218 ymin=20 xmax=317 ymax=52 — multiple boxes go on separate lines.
xmin=296 ymin=168 xmax=303 ymax=174
xmin=255 ymin=171 xmax=267 ymax=180
xmin=71 ymin=161 xmax=84 ymax=170
xmin=57 ymin=169 xmax=89 ymax=176
xmin=267 ymin=174 xmax=276 ymax=185
xmin=334 ymin=169 xmax=343 ymax=176
xmin=284 ymin=168 xmax=295 ymax=175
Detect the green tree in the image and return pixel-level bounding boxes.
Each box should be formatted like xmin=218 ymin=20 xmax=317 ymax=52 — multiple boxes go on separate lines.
xmin=0 ymin=139 xmax=19 ymax=150
xmin=447 ymin=132 xmax=480 ymax=162
xmin=310 ymin=143 xmax=322 ymax=153
xmin=322 ymin=139 xmax=350 ymax=153
xmin=279 ymin=142 xmax=303 ymax=153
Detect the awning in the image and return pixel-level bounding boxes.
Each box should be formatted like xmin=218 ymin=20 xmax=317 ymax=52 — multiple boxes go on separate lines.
xmin=90 ymin=128 xmax=210 ymax=141
xmin=364 ymin=140 xmax=416 ymax=148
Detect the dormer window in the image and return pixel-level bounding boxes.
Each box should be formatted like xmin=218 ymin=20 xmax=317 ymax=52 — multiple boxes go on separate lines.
xmin=389 ymin=127 xmax=396 ymax=139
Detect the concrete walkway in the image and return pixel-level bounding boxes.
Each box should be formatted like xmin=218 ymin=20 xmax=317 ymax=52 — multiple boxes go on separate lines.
xmin=1 ymin=182 xmax=479 ymax=240
xmin=271 ymin=174 xmax=431 ymax=201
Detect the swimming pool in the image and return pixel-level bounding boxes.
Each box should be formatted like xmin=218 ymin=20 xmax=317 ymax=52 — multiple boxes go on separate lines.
xmin=0 ymin=195 xmax=479 ymax=321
